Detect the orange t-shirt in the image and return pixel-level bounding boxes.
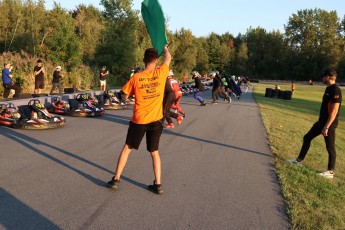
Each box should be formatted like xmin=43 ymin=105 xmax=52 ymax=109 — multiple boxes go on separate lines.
xmin=122 ymin=64 xmax=169 ymax=124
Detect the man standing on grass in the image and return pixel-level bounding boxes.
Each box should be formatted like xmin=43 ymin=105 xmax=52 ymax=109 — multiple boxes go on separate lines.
xmin=288 ymin=68 xmax=342 ymax=179
xmin=106 ymin=46 xmax=171 ymax=194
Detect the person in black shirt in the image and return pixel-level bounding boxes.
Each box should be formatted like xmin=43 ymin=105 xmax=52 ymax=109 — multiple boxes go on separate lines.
xmin=99 ymin=66 xmax=109 ymax=91
xmin=191 ymin=71 xmax=206 ymax=106
xmin=209 ymin=71 xmax=230 ymax=104
xmin=50 ymin=66 xmax=63 ymax=94
xmin=34 ymin=59 xmax=45 ymax=94
xmin=288 ymin=68 xmax=342 ymax=179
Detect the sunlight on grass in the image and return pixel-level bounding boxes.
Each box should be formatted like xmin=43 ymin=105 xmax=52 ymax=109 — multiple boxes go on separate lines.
xmin=253 ymin=82 xmax=345 ymax=229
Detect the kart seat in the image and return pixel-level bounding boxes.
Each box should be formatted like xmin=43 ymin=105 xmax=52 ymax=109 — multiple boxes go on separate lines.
xmin=69 ymin=99 xmax=79 ymax=110
xmin=18 ymin=105 xmax=32 ymax=119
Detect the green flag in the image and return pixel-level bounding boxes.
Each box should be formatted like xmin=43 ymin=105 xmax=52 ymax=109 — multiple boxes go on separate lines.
xmin=141 ymin=0 xmax=168 ymax=56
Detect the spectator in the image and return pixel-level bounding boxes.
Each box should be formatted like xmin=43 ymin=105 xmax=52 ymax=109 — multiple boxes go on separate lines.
xmin=34 ymin=59 xmax=45 ymax=94
xmin=99 ymin=66 xmax=109 ymax=91
xmin=2 ymin=62 xmax=21 ymax=98
xmin=50 ymin=66 xmax=63 ymax=94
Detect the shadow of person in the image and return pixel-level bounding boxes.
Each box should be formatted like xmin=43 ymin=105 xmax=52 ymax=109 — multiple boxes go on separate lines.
xmin=0 ymin=127 xmax=146 ymax=190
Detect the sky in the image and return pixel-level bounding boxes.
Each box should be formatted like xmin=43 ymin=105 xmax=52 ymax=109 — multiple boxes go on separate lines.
xmin=45 ymin=0 xmax=345 ymax=37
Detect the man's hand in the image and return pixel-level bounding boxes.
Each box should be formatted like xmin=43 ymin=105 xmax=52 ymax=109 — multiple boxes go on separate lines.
xmin=322 ymin=127 xmax=328 ymax=136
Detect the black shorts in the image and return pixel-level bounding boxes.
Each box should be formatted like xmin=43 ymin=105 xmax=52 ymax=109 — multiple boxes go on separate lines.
xmin=125 ymin=121 xmax=163 ymax=152
xmin=35 ymin=79 xmax=45 ymax=89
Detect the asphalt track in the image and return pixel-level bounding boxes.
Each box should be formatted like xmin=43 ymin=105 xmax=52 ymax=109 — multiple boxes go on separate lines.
xmin=0 ymin=88 xmax=290 ymax=229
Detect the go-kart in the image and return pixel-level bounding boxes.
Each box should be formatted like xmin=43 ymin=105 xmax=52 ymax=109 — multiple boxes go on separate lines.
xmin=0 ymin=100 xmax=65 ymax=129
xmin=96 ymin=91 xmax=127 ymax=110
xmin=46 ymin=93 xmax=104 ymax=117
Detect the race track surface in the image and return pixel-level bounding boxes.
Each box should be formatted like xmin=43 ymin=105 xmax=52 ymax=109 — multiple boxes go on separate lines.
xmin=0 ymin=88 xmax=290 ymax=229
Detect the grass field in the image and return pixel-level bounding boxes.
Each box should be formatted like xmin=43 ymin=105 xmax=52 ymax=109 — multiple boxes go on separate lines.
xmin=253 ymin=82 xmax=345 ymax=230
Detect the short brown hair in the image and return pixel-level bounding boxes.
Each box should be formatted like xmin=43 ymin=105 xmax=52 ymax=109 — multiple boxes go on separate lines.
xmin=143 ymin=48 xmax=158 ymax=65
xmin=323 ymin=68 xmax=337 ymax=80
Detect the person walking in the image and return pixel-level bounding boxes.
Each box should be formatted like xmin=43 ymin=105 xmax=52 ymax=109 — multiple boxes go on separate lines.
xmin=106 ymin=46 xmax=171 ymax=194
xmin=288 ymin=68 xmax=342 ymax=179
xmin=2 ymin=62 xmax=21 ymax=98
xmin=50 ymin=66 xmax=63 ymax=94
xmin=191 ymin=71 xmax=206 ymax=106
xmin=33 ymin=59 xmax=45 ymax=94
xmin=99 ymin=66 xmax=109 ymax=91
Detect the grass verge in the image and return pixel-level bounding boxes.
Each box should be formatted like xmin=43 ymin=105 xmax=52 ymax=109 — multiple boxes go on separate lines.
xmin=253 ymin=82 xmax=345 ymax=229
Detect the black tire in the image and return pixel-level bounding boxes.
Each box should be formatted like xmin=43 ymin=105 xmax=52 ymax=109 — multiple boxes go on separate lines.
xmin=284 ymin=90 xmax=292 ymax=100
xmin=265 ymin=88 xmax=273 ymax=97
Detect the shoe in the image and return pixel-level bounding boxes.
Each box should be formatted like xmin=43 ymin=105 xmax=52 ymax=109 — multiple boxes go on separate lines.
xmin=211 ymin=102 xmax=217 ymax=105
xmin=200 ymin=101 xmax=206 ymax=106
xmin=177 ymin=116 xmax=183 ymax=125
xmin=318 ymin=170 xmax=334 ymax=179
xmin=148 ymin=181 xmax=164 ymax=194
xmin=227 ymin=98 xmax=231 ymax=103
xmin=164 ymin=123 xmax=175 ymax=129
xmin=106 ymin=176 xmax=120 ymax=189
xmin=287 ymin=158 xmax=302 ymax=166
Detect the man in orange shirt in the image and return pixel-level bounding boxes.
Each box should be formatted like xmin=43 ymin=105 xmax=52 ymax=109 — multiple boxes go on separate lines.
xmin=107 ymin=46 xmax=171 ymax=194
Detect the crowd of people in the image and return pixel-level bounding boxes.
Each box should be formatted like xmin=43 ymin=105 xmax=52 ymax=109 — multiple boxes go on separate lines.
xmin=1 ymin=60 xmax=112 ymax=99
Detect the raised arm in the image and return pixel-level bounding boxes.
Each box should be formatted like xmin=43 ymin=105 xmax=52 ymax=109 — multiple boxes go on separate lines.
xmin=161 ymin=45 xmax=171 ymax=67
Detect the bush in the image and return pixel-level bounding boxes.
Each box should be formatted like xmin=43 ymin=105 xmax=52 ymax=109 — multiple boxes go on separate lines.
xmin=0 ymin=51 xmax=95 ymax=93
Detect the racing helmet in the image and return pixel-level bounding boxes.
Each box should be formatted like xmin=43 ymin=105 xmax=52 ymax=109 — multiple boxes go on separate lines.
xmin=54 ymin=97 xmax=61 ymax=102
xmin=208 ymin=71 xmax=216 ymax=78
xmin=34 ymin=103 xmax=45 ymax=109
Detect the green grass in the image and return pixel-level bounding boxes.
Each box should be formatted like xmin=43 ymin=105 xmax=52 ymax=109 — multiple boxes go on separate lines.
xmin=253 ymin=82 xmax=345 ymax=230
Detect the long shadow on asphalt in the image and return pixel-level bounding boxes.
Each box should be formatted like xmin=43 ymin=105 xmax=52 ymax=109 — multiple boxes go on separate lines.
xmin=0 ymin=188 xmax=60 ymax=230
xmin=0 ymin=128 xmax=146 ymax=190
xmin=163 ymin=129 xmax=271 ymax=157
xmin=98 ymin=114 xmax=271 ymax=158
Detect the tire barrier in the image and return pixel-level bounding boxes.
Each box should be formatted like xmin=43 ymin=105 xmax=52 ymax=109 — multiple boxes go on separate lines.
xmin=265 ymin=88 xmax=273 ymax=97
xmin=284 ymin=90 xmax=292 ymax=100
xmin=264 ymin=88 xmax=292 ymax=100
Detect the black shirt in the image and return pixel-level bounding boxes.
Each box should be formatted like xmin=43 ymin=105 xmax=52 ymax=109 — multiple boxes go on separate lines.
xmin=34 ymin=66 xmax=44 ymax=81
xmin=52 ymin=70 xmax=62 ymax=83
xmin=100 ymin=70 xmax=107 ymax=81
xmin=194 ymin=77 xmax=205 ymax=92
xmin=319 ymin=84 xmax=342 ymax=127
xmin=212 ymin=77 xmax=221 ymax=90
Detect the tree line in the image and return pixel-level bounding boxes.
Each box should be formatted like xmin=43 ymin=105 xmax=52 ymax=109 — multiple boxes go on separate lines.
xmin=1 ymin=0 xmax=345 ymax=92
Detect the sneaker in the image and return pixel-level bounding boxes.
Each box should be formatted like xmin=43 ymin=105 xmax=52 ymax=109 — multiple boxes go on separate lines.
xmin=164 ymin=123 xmax=175 ymax=129
xmin=287 ymin=158 xmax=302 ymax=166
xmin=318 ymin=170 xmax=334 ymax=179
xmin=106 ymin=176 xmax=120 ymax=189
xmin=148 ymin=182 xmax=164 ymax=194
xmin=177 ymin=116 xmax=183 ymax=125
xmin=200 ymin=101 xmax=206 ymax=106
xmin=227 ymin=98 xmax=231 ymax=103
xmin=211 ymin=102 xmax=217 ymax=105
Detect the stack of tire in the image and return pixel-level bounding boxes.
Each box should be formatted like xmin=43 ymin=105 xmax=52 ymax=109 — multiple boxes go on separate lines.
xmin=265 ymin=88 xmax=292 ymax=100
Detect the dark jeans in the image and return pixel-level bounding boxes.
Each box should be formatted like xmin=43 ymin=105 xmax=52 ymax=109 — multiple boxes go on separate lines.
xmin=3 ymin=83 xmax=21 ymax=98
xmin=297 ymin=121 xmax=336 ymax=170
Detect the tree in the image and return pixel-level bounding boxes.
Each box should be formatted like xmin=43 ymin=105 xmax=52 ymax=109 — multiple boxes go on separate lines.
xmin=285 ymin=9 xmax=343 ymax=80
xmin=72 ymin=4 xmax=104 ymax=64
xmin=39 ymin=3 xmax=82 ymax=70
xmin=95 ymin=0 xmax=139 ymax=85
xmin=172 ymin=28 xmax=197 ymax=77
